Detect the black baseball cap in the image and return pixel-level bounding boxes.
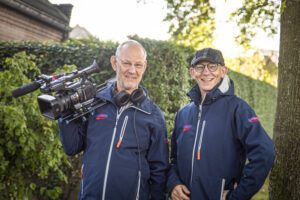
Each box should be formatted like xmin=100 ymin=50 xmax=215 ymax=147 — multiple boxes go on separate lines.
xmin=191 ymin=48 xmax=225 ymax=66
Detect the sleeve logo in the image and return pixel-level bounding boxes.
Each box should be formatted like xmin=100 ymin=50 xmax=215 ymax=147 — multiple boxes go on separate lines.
xmin=96 ymin=114 xmax=108 ymax=120
xmin=183 ymin=125 xmax=192 ymax=132
xmin=248 ymin=116 xmax=259 ymax=123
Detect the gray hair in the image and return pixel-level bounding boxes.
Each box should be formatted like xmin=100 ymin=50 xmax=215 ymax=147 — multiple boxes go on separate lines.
xmin=115 ymin=40 xmax=147 ymax=60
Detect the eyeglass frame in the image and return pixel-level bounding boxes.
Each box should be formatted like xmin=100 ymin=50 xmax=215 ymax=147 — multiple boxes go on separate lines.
xmin=116 ymin=57 xmax=146 ymax=70
xmin=192 ymin=63 xmax=221 ymax=73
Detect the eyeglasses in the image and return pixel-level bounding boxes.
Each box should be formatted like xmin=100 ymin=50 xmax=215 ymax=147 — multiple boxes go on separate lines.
xmin=116 ymin=57 xmax=145 ymax=70
xmin=193 ymin=63 xmax=219 ymax=73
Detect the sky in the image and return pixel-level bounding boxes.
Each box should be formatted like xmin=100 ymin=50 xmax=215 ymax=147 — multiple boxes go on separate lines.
xmin=49 ymin=0 xmax=280 ymax=58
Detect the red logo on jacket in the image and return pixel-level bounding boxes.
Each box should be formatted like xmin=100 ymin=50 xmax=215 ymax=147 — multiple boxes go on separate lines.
xmin=96 ymin=114 xmax=107 ymax=120
xmin=183 ymin=125 xmax=192 ymax=132
xmin=248 ymin=116 xmax=259 ymax=123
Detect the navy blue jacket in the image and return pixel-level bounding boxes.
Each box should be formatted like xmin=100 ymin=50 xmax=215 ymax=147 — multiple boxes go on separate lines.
xmin=59 ymin=85 xmax=169 ymax=200
xmin=167 ymin=75 xmax=275 ymax=200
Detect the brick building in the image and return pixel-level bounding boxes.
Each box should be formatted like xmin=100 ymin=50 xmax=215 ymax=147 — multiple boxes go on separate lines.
xmin=0 ymin=0 xmax=73 ymax=41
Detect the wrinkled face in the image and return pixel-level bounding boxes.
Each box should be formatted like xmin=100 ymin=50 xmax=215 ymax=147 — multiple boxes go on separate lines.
xmin=111 ymin=44 xmax=147 ymax=94
xmin=190 ymin=60 xmax=227 ymax=97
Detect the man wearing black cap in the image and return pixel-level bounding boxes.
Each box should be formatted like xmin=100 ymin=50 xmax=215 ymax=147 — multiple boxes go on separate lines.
xmin=167 ymin=48 xmax=275 ymax=200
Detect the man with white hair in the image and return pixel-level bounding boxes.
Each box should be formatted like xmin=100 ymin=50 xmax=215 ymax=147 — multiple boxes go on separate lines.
xmin=59 ymin=40 xmax=169 ymax=200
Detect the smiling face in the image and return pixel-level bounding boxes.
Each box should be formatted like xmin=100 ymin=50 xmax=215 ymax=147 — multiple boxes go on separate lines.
xmin=190 ymin=60 xmax=227 ymax=98
xmin=110 ymin=43 xmax=147 ymax=94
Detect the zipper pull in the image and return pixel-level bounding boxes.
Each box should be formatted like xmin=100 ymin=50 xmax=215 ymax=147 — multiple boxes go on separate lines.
xmin=116 ymin=140 xmax=122 ymax=148
xmin=197 ymin=120 xmax=206 ymax=161
xmin=116 ymin=115 xmax=128 ymax=148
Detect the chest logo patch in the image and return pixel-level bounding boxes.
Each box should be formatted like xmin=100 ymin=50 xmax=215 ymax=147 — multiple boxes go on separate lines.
xmin=96 ymin=114 xmax=108 ymax=120
xmin=183 ymin=125 xmax=192 ymax=132
xmin=248 ymin=116 xmax=259 ymax=123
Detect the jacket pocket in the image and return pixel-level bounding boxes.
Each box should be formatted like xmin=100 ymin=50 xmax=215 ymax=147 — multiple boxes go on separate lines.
xmin=191 ymin=175 xmax=225 ymax=200
xmin=79 ymin=163 xmax=105 ymax=199
xmin=139 ymin=160 xmax=151 ymax=199
xmin=176 ymin=125 xmax=196 ymax=173
xmin=106 ymin=159 xmax=139 ymax=199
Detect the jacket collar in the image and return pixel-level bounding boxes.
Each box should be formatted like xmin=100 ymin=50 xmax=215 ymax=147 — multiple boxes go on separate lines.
xmin=96 ymin=84 xmax=152 ymax=114
xmin=187 ymin=75 xmax=234 ymax=105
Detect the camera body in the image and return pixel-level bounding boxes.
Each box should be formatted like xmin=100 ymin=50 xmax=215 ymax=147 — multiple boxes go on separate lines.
xmin=12 ymin=60 xmax=114 ymax=122
xmin=37 ymin=77 xmax=97 ymax=120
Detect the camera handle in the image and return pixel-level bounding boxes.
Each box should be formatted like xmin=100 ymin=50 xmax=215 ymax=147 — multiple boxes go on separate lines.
xmin=58 ymin=77 xmax=116 ymax=124
xmin=58 ymin=99 xmax=107 ymax=124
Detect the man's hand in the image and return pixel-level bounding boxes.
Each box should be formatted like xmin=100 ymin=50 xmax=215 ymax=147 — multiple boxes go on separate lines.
xmin=222 ymin=190 xmax=229 ymax=200
xmin=222 ymin=182 xmax=238 ymax=200
xmin=171 ymin=184 xmax=190 ymax=200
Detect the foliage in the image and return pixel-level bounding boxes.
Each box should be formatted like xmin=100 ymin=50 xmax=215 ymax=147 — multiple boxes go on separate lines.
xmin=0 ymin=37 xmax=277 ymax=199
xmin=149 ymin=0 xmax=280 ymax=49
xmin=0 ymin=37 xmax=118 ymax=83
xmin=163 ymin=0 xmax=215 ymax=48
xmin=230 ymin=0 xmax=281 ymax=48
xmin=0 ymin=52 xmax=68 ymax=199
xmin=226 ymin=51 xmax=278 ymax=87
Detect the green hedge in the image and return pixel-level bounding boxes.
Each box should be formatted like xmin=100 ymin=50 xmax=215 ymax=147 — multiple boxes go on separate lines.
xmin=0 ymin=37 xmax=117 ymax=83
xmin=0 ymin=52 xmax=68 ymax=199
xmin=0 ymin=37 xmax=276 ymax=199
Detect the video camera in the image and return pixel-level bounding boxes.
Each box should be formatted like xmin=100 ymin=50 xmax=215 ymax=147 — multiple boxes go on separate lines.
xmin=12 ymin=61 xmax=115 ymax=123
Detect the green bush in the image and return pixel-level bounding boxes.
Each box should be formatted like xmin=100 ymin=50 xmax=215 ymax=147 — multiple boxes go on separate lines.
xmin=0 ymin=37 xmax=117 ymax=83
xmin=0 ymin=52 xmax=67 ymax=199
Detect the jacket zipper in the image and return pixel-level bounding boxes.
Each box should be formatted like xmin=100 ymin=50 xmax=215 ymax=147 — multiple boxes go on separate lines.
xmin=190 ymin=103 xmax=203 ymax=188
xmin=102 ymin=104 xmax=149 ymax=200
xmin=102 ymin=106 xmax=126 ymax=200
xmin=197 ymin=120 xmax=206 ymax=160
xmin=135 ymin=170 xmax=141 ymax=200
xmin=116 ymin=115 xmax=129 ymax=148
xmin=220 ymin=178 xmax=226 ymax=200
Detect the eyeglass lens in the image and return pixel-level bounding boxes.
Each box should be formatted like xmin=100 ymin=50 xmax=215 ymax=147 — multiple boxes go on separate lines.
xmin=194 ymin=64 xmax=218 ymax=72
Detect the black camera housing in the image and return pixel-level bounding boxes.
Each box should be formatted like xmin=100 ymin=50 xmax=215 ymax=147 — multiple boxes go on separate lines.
xmin=12 ymin=60 xmax=114 ymax=122
xmin=37 ymin=78 xmax=97 ymax=120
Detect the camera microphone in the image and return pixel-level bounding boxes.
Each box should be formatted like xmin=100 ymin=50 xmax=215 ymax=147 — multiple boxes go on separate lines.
xmin=12 ymin=81 xmax=41 ymax=98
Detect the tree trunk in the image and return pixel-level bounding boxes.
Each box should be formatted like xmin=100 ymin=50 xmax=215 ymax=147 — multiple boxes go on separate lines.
xmin=269 ymin=0 xmax=300 ymax=199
